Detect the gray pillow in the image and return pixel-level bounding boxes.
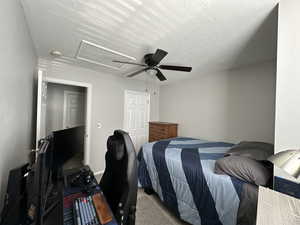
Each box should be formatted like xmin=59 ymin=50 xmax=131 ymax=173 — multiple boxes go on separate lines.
xmin=214 ymin=156 xmax=271 ymax=186
xmin=225 ymin=141 xmax=274 ymax=161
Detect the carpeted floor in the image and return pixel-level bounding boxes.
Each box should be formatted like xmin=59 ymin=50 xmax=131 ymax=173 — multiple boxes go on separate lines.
xmin=136 ymin=190 xmax=189 ymax=225
xmin=95 ymin=174 xmax=188 ymax=225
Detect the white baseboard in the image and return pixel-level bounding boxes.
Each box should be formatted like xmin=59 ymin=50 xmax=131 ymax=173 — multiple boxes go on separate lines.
xmin=94 ymin=170 xmax=104 ymax=176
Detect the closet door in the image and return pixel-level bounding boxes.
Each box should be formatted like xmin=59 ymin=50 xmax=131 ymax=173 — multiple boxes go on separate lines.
xmin=124 ymin=90 xmax=150 ymax=151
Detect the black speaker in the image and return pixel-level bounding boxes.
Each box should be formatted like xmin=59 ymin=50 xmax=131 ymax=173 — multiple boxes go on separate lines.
xmin=0 ymin=164 xmax=29 ymax=225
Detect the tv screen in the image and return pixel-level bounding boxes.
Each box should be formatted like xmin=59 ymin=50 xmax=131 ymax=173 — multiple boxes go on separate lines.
xmin=52 ymin=126 xmax=85 ymax=170
xmin=27 ymin=127 xmax=84 ymax=224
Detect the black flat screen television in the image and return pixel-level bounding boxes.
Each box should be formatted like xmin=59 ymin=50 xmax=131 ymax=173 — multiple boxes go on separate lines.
xmin=27 ymin=126 xmax=84 ymax=225
xmin=52 ymin=126 xmax=85 ymax=174
xmin=2 ymin=127 xmax=85 ymax=225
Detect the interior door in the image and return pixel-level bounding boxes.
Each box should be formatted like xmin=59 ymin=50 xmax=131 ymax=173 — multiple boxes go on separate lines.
xmin=63 ymin=91 xmax=85 ymax=129
xmin=36 ymin=70 xmax=47 ymax=149
xmin=124 ymin=90 xmax=150 ymax=151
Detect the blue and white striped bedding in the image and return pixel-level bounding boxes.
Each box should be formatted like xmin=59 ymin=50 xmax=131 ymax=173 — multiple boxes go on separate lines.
xmin=138 ymin=137 xmax=245 ymax=225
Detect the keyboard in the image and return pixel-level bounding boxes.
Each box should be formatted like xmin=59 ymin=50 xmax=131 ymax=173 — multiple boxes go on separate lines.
xmin=64 ymin=193 xmax=85 ymax=225
xmin=74 ymin=196 xmax=100 ymax=225
xmin=73 ymin=193 xmax=113 ymax=225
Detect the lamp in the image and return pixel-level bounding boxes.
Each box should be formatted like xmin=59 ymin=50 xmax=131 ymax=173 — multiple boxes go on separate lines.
xmin=268 ymin=150 xmax=300 ymax=179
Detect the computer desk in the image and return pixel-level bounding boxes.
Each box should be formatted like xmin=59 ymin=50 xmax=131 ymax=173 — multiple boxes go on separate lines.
xmin=44 ymin=167 xmax=118 ymax=225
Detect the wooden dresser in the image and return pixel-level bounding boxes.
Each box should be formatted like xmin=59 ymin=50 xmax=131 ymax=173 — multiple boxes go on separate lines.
xmin=149 ymin=122 xmax=178 ymax=142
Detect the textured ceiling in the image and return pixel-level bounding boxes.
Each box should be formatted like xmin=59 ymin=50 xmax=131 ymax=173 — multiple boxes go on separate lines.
xmin=21 ymin=0 xmax=278 ymax=83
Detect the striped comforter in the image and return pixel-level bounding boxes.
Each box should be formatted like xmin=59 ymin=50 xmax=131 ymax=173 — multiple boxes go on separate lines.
xmin=138 ymin=137 xmax=244 ymax=225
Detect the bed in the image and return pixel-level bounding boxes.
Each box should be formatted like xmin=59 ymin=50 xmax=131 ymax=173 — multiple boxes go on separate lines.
xmin=138 ymin=137 xmax=258 ymax=225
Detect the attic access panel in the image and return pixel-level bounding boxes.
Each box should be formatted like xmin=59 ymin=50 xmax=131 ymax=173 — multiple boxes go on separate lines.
xmin=76 ymin=40 xmax=136 ymax=70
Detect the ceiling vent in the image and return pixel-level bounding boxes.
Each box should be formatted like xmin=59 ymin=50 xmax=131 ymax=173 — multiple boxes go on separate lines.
xmin=75 ymin=40 xmax=136 ymax=70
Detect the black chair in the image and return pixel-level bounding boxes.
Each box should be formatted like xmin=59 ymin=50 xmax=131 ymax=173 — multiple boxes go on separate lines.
xmin=100 ymin=130 xmax=138 ymax=225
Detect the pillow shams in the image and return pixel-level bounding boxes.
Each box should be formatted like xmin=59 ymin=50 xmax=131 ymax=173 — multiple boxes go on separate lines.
xmin=214 ymin=156 xmax=272 ymax=186
xmin=225 ymin=141 xmax=274 ymax=160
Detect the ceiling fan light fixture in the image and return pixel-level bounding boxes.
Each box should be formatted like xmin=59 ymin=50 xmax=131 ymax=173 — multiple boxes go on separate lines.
xmin=50 ymin=50 xmax=63 ymax=57
xmin=147 ymin=69 xmax=157 ymax=75
xmin=121 ymin=48 xmax=192 ymax=81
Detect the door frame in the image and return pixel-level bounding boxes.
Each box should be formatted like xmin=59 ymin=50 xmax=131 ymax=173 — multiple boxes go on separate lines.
xmin=37 ymin=74 xmax=93 ymax=166
xmin=36 ymin=70 xmax=44 ymax=149
xmin=123 ymin=90 xmax=151 ymax=143
xmin=63 ymin=90 xmax=85 ymax=129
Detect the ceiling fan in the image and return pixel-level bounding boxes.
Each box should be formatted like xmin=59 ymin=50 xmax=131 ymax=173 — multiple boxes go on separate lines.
xmin=113 ymin=49 xmax=192 ymax=81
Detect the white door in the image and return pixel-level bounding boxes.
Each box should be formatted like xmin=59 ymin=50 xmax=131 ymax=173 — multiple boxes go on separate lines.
xmin=63 ymin=91 xmax=85 ymax=129
xmin=36 ymin=70 xmax=47 ymax=149
xmin=124 ymin=90 xmax=150 ymax=151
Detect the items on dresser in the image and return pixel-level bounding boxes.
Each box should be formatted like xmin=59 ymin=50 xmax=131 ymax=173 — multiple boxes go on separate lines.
xmin=148 ymin=122 xmax=178 ymax=142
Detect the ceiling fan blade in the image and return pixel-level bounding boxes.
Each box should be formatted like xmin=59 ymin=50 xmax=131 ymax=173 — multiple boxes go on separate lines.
xmin=127 ymin=68 xmax=149 ymax=77
xmin=159 ymin=65 xmax=192 ymax=72
xmin=152 ymin=49 xmax=168 ymax=64
xmin=113 ymin=60 xmax=148 ymax=67
xmin=154 ymin=69 xmax=167 ymax=81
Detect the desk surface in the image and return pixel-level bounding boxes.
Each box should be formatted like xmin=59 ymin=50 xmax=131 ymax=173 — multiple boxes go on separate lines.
xmin=256 ymin=186 xmax=300 ymax=225
xmin=44 ymin=167 xmax=118 ymax=225
xmin=63 ymin=187 xmax=118 ymax=225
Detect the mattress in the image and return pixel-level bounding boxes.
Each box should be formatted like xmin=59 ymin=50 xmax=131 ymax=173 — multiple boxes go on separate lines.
xmin=138 ymin=137 xmax=257 ymax=225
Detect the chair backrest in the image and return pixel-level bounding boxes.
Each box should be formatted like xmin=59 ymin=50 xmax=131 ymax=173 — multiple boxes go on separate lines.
xmin=100 ymin=130 xmax=138 ymax=225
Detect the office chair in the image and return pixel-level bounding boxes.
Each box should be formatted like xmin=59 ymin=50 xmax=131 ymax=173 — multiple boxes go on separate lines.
xmin=100 ymin=130 xmax=138 ymax=225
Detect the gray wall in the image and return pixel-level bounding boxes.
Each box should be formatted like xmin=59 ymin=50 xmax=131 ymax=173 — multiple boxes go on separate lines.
xmin=275 ymin=0 xmax=300 ymax=182
xmin=39 ymin=58 xmax=160 ymax=173
xmin=0 ymin=0 xmax=37 ymax=206
xmin=46 ymin=83 xmax=86 ymax=135
xmin=160 ymin=61 xmax=276 ymax=144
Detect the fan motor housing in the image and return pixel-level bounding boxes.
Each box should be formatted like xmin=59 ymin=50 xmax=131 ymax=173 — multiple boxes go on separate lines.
xmin=144 ymin=53 xmax=157 ymax=67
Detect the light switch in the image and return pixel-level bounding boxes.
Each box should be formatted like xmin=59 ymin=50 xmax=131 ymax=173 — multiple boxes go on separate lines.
xmin=97 ymin=122 xmax=102 ymax=129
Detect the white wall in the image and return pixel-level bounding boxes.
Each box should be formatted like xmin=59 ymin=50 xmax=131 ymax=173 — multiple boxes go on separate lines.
xmin=0 ymin=0 xmax=36 ymax=206
xmin=160 ymin=61 xmax=276 ymax=144
xmin=275 ymin=0 xmax=300 ymax=182
xmin=39 ymin=58 xmax=159 ymax=173
xmin=46 ymin=83 xmax=86 ymax=135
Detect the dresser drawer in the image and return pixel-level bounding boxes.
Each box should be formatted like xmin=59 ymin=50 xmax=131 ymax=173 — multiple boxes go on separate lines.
xmin=149 ymin=136 xmax=162 ymax=142
xmin=149 ymin=132 xmax=166 ymax=140
xmin=149 ymin=125 xmax=169 ymax=135
xmin=149 ymin=122 xmax=178 ymax=142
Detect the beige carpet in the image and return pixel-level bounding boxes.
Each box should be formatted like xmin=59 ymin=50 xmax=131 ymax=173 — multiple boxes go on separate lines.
xmin=95 ymin=173 xmax=188 ymax=225
xmin=136 ymin=190 xmax=189 ymax=225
